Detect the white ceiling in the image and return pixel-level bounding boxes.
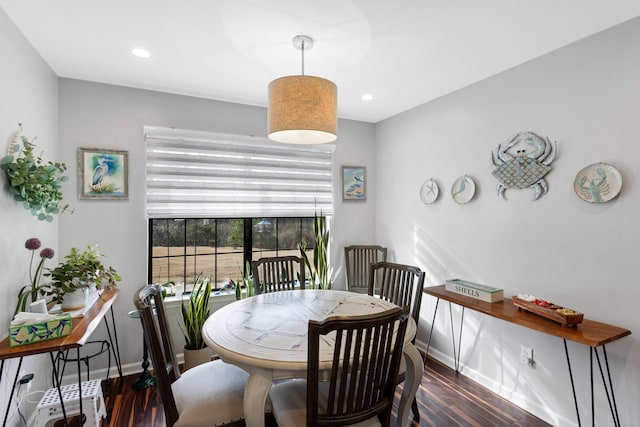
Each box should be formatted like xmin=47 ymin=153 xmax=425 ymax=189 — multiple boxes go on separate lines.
xmin=2 ymin=1 xmax=640 ymax=123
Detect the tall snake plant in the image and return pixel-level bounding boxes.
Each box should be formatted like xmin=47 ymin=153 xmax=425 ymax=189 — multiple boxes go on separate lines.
xmin=180 ymin=275 xmax=211 ymax=350
xmin=298 ymin=211 xmax=332 ymax=290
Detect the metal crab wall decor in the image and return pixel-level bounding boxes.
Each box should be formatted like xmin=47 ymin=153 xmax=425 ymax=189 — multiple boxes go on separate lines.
xmin=491 ymin=131 xmax=557 ymax=201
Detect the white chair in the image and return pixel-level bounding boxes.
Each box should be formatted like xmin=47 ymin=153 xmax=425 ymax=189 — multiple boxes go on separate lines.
xmin=134 ymin=284 xmax=254 ymax=427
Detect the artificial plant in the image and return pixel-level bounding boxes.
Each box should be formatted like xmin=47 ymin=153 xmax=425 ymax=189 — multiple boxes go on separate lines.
xmin=0 ymin=125 xmax=69 ymax=222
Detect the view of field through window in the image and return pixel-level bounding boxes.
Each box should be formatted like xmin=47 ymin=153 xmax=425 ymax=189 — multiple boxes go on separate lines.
xmin=149 ymin=217 xmax=316 ymax=290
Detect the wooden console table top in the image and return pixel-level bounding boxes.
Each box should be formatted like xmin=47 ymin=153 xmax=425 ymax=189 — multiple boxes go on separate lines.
xmin=423 ymin=285 xmax=630 ymax=348
xmin=0 ymin=288 xmax=120 ymax=360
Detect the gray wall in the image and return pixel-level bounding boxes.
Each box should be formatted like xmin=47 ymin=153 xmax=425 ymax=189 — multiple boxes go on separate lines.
xmin=0 ymin=7 xmax=59 ymax=425
xmin=56 ymin=79 xmax=377 ymax=375
xmin=376 ymin=16 xmax=640 ymax=427
xmin=1 ymin=20 xmax=376 ymax=425
xmin=4 ymin=4 xmax=640 ymax=426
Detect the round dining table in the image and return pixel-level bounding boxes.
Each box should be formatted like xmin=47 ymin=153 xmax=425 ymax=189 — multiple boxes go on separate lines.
xmin=202 ymin=289 xmax=422 ymax=427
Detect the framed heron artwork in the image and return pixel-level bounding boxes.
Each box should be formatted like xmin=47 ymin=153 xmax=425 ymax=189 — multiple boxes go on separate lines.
xmin=342 ymin=166 xmax=366 ymax=201
xmin=78 ymin=148 xmax=129 ymax=200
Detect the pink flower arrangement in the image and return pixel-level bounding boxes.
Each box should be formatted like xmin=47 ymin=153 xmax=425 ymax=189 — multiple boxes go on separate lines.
xmin=14 ymin=237 xmax=55 ymax=315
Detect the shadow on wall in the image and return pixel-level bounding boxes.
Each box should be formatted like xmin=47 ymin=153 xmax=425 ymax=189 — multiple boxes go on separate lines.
xmin=412 ymin=225 xmax=476 ymax=286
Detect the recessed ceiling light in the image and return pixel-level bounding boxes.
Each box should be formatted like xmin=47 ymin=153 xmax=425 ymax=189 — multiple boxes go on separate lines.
xmin=361 ymin=94 xmax=373 ymax=101
xmin=131 ymin=48 xmax=150 ymax=58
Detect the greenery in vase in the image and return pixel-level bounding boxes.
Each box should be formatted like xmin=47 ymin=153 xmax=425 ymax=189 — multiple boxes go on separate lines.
xmin=43 ymin=245 xmax=121 ymax=304
xmin=14 ymin=237 xmax=55 ymax=316
xmin=230 ymin=261 xmax=255 ymax=300
xmin=180 ymin=275 xmax=211 ymax=350
xmin=298 ymin=211 xmax=332 ymax=290
xmin=0 ymin=126 xmax=69 ymax=222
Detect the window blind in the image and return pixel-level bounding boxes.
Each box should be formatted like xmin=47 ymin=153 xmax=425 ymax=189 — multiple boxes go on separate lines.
xmin=145 ymin=126 xmax=335 ymax=218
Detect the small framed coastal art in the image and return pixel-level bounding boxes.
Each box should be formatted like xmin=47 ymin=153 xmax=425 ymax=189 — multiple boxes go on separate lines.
xmin=78 ymin=148 xmax=129 ymax=200
xmin=342 ymin=166 xmax=366 ymax=201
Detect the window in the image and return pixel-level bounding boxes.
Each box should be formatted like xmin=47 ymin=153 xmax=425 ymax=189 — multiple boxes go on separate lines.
xmin=148 ymin=217 xmax=315 ymax=290
xmin=145 ymin=127 xmax=334 ymax=290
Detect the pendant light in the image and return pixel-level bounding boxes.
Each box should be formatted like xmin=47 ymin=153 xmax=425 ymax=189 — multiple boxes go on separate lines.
xmin=268 ymin=35 xmax=337 ymax=144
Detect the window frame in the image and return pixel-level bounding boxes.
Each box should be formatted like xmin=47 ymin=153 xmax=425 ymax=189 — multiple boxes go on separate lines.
xmin=147 ymin=216 xmax=316 ymax=291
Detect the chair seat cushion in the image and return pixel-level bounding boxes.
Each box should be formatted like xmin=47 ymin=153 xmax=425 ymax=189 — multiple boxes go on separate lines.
xmin=270 ymin=379 xmax=381 ymax=427
xmin=172 ymin=359 xmax=248 ymax=427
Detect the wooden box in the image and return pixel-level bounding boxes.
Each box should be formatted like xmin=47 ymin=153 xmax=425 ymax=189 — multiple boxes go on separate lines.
xmin=512 ymin=296 xmax=583 ymax=327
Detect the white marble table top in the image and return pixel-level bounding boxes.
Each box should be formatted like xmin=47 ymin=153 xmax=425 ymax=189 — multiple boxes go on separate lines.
xmin=203 ymin=289 xmax=414 ymax=371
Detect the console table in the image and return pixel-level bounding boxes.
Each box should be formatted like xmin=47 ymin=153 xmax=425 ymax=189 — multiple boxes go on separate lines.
xmin=0 ymin=288 xmax=123 ymax=427
xmin=423 ymin=285 xmax=631 ymax=427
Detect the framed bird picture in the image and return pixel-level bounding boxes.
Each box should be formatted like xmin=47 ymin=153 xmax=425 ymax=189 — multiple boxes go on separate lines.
xmin=78 ymin=148 xmax=129 ymax=200
xmin=342 ymin=166 xmax=366 ymax=201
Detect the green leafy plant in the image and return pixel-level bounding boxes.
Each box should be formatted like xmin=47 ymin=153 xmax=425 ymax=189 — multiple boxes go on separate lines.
xmin=298 ymin=211 xmax=332 ymax=290
xmin=0 ymin=126 xmax=69 ymax=222
xmin=230 ymin=261 xmax=255 ymax=300
xmin=43 ymin=245 xmax=121 ymax=303
xmin=180 ymin=275 xmax=211 ymax=350
xmin=14 ymin=237 xmax=55 ymax=316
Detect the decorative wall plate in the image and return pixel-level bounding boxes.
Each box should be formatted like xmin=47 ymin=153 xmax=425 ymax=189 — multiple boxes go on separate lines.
xmin=574 ymin=163 xmax=622 ymax=203
xmin=420 ymin=179 xmax=439 ymax=204
xmin=451 ymin=175 xmax=476 ymax=204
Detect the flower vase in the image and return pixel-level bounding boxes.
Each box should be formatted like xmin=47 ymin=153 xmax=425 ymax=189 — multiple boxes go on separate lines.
xmin=61 ymin=288 xmax=88 ymax=311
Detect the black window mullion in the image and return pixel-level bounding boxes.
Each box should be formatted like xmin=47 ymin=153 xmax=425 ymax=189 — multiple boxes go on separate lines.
xmin=244 ymin=218 xmax=252 ymax=270
xmin=214 ymin=219 xmax=218 ymax=287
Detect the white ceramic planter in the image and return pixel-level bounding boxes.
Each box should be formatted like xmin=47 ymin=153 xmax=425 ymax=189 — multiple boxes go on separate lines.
xmin=61 ymin=288 xmax=88 ymax=311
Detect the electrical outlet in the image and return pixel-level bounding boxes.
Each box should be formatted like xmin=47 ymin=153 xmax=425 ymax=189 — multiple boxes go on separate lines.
xmin=19 ymin=373 xmax=34 ymax=384
xmin=520 ymin=345 xmax=534 ymax=366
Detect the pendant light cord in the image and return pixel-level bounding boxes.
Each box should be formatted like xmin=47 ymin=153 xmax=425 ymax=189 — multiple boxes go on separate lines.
xmin=300 ymin=40 xmax=306 ymax=76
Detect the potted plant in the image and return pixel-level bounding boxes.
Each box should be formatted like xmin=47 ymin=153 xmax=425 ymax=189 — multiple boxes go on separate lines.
xmin=43 ymin=245 xmax=121 ymax=310
xmin=0 ymin=125 xmax=70 ymax=222
xmin=298 ymin=211 xmax=333 ymax=289
xmin=230 ymin=261 xmax=255 ymax=300
xmin=13 ymin=237 xmax=55 ymax=316
xmin=180 ymin=275 xmax=212 ymax=370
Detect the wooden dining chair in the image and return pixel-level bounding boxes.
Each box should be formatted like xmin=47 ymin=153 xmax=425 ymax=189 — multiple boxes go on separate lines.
xmin=269 ymin=307 xmax=410 ymax=427
xmin=344 ymin=245 xmax=387 ymax=293
xmin=134 ymin=284 xmax=249 ymax=427
xmin=368 ymin=261 xmax=425 ymax=421
xmin=252 ymin=255 xmax=305 ymax=294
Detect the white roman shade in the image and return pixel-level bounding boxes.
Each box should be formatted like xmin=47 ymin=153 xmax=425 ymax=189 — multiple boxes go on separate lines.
xmin=145 ymin=126 xmax=335 ymax=218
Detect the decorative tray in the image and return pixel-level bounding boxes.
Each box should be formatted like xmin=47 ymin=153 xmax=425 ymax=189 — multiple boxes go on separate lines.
xmin=512 ymin=295 xmax=583 ymax=327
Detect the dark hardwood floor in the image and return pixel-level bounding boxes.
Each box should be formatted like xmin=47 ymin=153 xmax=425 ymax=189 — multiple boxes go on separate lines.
xmin=97 ymin=357 xmax=551 ymax=426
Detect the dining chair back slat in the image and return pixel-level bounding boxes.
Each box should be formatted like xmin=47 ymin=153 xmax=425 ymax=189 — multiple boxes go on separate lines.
xmin=368 ymin=262 xmax=424 ymax=338
xmin=135 ymin=285 xmax=182 ymax=424
xmin=307 ymin=307 xmax=409 ymax=427
xmin=252 ymin=255 xmax=305 ymax=294
xmin=367 ymin=261 xmax=425 ymax=421
xmin=344 ymin=245 xmax=387 ymax=293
